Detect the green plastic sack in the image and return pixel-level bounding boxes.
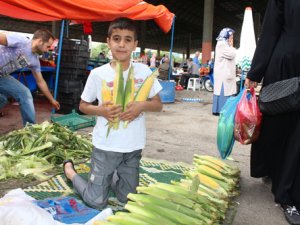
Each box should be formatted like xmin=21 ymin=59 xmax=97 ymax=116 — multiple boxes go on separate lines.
xmin=217 ymin=89 xmax=243 ymax=159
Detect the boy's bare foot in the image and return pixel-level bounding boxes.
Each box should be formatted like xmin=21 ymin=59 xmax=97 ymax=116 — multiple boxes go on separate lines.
xmin=63 ymin=160 xmax=77 ymax=181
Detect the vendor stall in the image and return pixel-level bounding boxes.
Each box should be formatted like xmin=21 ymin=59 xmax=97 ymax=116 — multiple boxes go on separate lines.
xmin=0 ymin=0 xmax=175 ymax=111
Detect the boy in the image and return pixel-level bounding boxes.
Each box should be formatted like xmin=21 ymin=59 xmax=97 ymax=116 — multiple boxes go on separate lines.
xmin=63 ymin=18 xmax=163 ymax=209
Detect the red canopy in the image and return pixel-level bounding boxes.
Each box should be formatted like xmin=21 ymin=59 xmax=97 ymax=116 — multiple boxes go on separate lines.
xmin=0 ymin=0 xmax=174 ymax=33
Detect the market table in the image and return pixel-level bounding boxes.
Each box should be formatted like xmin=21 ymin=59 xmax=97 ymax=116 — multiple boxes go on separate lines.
xmin=10 ymin=66 xmax=56 ymax=92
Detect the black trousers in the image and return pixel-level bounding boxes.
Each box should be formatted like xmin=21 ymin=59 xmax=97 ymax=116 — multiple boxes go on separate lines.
xmin=180 ymin=74 xmax=199 ymax=89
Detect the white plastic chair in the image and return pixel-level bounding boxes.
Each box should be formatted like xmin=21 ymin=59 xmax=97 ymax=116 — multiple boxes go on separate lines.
xmin=187 ymin=78 xmax=201 ymax=91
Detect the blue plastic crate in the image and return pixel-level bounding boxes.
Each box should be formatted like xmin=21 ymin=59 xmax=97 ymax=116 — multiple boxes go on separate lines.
xmin=11 ymin=73 xmax=37 ymax=92
xmin=51 ymin=110 xmax=96 ymax=131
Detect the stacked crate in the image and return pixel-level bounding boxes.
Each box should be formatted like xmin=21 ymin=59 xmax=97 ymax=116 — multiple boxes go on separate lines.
xmin=57 ymin=39 xmax=90 ymax=114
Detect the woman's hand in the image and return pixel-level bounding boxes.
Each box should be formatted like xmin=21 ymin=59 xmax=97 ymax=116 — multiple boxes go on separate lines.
xmin=244 ymin=78 xmax=258 ymax=88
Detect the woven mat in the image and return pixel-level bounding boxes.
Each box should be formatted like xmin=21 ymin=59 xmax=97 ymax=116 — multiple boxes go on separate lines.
xmin=23 ymin=158 xmax=191 ymax=210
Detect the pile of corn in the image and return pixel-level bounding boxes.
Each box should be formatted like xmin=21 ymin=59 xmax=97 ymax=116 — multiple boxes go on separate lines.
xmin=94 ymin=154 xmax=240 ymax=225
xmin=102 ymin=61 xmax=158 ymax=135
xmin=0 ymin=121 xmax=92 ymax=181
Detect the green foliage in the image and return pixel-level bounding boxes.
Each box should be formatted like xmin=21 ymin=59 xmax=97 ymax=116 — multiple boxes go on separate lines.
xmin=91 ymin=42 xmax=109 ymax=59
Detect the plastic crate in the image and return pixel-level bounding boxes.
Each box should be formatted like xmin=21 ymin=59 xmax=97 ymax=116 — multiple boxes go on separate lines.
xmin=51 ymin=109 xmax=96 ymax=131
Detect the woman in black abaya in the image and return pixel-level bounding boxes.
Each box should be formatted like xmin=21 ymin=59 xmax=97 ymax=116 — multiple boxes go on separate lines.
xmin=245 ymin=0 xmax=300 ymax=224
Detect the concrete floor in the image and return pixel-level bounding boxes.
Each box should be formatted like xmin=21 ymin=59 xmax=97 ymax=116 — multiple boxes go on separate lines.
xmin=0 ymin=96 xmax=54 ymax=135
xmin=0 ymin=90 xmax=289 ymax=225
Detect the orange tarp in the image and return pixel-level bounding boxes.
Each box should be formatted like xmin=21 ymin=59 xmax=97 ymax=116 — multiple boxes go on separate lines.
xmin=0 ymin=0 xmax=174 ymax=33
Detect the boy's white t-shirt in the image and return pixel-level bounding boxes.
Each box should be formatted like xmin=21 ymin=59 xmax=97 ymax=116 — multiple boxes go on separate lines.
xmin=81 ymin=62 xmax=162 ymax=153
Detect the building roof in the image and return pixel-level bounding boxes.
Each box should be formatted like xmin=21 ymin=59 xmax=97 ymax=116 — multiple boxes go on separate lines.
xmin=0 ymin=0 xmax=268 ymax=53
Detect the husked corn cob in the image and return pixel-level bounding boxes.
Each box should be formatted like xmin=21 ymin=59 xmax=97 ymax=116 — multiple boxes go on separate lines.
xmin=194 ymin=155 xmax=240 ymax=176
xmin=197 ymin=165 xmax=235 ymax=188
xmin=197 ymin=164 xmax=225 ymax=180
xmin=123 ymin=66 xmax=135 ymax=111
xmin=101 ymin=80 xmax=114 ymax=137
xmin=187 ymin=171 xmax=218 ymax=189
xmin=134 ymin=69 xmax=158 ymax=101
xmin=123 ymin=66 xmax=135 ymax=128
xmin=186 ymin=171 xmax=228 ymax=198
xmin=111 ymin=61 xmax=124 ymax=130
xmin=101 ymin=80 xmax=112 ymax=102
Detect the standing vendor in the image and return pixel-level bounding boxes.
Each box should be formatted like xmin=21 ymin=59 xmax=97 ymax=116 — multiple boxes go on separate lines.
xmin=0 ymin=29 xmax=60 ymax=126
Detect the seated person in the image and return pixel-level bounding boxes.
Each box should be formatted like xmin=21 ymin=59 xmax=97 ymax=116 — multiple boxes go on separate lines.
xmin=158 ymin=57 xmax=170 ymax=80
xmin=180 ymin=58 xmax=200 ymax=88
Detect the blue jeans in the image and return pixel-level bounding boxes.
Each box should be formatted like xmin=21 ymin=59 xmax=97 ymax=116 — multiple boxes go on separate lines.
xmin=0 ymin=93 xmax=8 ymax=109
xmin=0 ymin=75 xmax=35 ymax=126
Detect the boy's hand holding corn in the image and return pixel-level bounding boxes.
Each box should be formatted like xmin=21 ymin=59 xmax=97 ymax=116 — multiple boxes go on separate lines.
xmin=100 ymin=101 xmax=122 ymax=122
xmin=120 ymin=101 xmax=144 ymax=122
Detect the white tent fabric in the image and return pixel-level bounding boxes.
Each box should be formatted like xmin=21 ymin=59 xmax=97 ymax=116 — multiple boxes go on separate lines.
xmin=237 ymin=7 xmax=256 ymax=71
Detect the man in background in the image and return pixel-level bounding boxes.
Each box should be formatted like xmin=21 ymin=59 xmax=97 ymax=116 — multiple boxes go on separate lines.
xmin=180 ymin=58 xmax=200 ymax=88
xmin=0 ymin=29 xmax=60 ymax=126
xmin=193 ymin=51 xmax=200 ymax=67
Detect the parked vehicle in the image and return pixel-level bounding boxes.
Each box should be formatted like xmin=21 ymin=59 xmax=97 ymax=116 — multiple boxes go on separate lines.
xmin=200 ymin=72 xmax=214 ymax=92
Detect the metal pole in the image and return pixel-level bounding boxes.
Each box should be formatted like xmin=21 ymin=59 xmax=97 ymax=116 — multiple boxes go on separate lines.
xmin=168 ymin=16 xmax=176 ymax=80
xmin=52 ymin=19 xmax=65 ymax=114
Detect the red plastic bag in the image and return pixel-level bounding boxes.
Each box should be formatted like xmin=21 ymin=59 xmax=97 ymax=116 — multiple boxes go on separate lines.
xmin=234 ymin=87 xmax=262 ymax=145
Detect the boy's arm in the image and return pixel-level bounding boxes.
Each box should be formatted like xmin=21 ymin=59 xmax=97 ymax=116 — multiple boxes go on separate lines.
xmin=0 ymin=33 xmax=8 ymax=46
xmin=79 ymin=100 xmax=122 ymax=122
xmin=140 ymin=94 xmax=163 ymax=112
xmin=119 ymin=94 xmax=163 ymax=122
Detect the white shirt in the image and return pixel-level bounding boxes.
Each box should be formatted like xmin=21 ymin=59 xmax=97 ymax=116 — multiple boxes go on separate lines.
xmin=81 ymin=62 xmax=162 ymax=153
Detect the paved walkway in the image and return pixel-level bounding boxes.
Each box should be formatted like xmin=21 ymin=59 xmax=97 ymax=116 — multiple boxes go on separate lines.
xmin=0 ymin=90 xmax=289 ymax=224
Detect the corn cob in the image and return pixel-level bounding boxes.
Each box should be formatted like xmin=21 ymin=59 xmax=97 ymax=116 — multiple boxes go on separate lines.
xmin=101 ymin=80 xmax=112 ymax=102
xmin=107 ymin=214 xmax=151 ymax=225
xmin=127 ymin=200 xmax=203 ymax=225
xmin=101 ymin=80 xmax=114 ymax=137
xmin=186 ymin=171 xmax=228 ymax=198
xmin=123 ymin=66 xmax=135 ymax=111
xmin=127 ymin=193 xmax=214 ymax=224
xmin=194 ymin=154 xmax=240 ymax=176
xmin=198 ymin=183 xmax=227 ymax=200
xmin=186 ymin=171 xmax=218 ymax=189
xmin=114 ymin=212 xmax=158 ymax=225
xmin=171 ymin=179 xmax=227 ymax=219
xmin=136 ymin=186 xmax=201 ymax=210
xmin=123 ymin=66 xmax=135 ymax=128
xmin=93 ymin=221 xmax=120 ymax=225
xmin=152 ymin=181 xmax=228 ymax=218
xmin=149 ymin=182 xmax=211 ymax=205
xmin=134 ymin=69 xmax=159 ymax=101
xmin=124 ymin=201 xmax=176 ymax=225
xmin=196 ymin=164 xmax=235 ymax=187
xmin=111 ymin=61 xmax=124 ymax=130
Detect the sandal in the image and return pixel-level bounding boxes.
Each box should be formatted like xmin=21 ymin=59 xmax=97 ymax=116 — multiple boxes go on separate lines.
xmin=281 ymin=204 xmax=300 ymax=225
xmin=63 ymin=159 xmax=77 ymax=181
xmin=0 ymin=112 xmax=6 ymax=117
